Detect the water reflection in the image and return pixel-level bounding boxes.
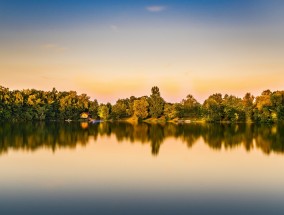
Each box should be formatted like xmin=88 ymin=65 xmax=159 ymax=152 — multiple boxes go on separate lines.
xmin=0 ymin=122 xmax=284 ymax=156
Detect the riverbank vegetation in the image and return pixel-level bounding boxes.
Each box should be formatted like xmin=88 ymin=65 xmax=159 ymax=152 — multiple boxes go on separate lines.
xmin=1 ymin=85 xmax=284 ymax=123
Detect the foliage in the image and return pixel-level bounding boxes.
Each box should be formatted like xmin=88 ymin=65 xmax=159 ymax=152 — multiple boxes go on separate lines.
xmin=222 ymin=94 xmax=245 ymax=122
xmin=148 ymin=86 xmax=165 ymax=118
xmin=1 ymin=85 xmax=284 ymax=123
xmin=254 ymin=90 xmax=273 ymax=123
xmin=270 ymin=91 xmax=284 ymax=121
xmin=98 ymin=104 xmax=109 ymax=120
xmin=243 ymin=92 xmax=254 ymax=123
xmin=180 ymin=94 xmax=201 ymax=118
xmin=111 ymin=99 xmax=129 ymax=119
xmin=0 ymin=86 xmax=98 ymax=121
xmin=203 ymin=93 xmax=224 ymax=122
xmin=164 ymin=103 xmax=178 ymax=120
xmin=133 ymin=97 xmax=149 ymax=120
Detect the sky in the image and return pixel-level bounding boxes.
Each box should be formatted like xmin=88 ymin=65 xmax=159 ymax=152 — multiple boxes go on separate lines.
xmin=0 ymin=0 xmax=284 ymax=103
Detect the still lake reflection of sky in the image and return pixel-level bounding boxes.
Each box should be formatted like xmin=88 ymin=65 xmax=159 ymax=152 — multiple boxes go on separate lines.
xmin=0 ymin=122 xmax=284 ymax=215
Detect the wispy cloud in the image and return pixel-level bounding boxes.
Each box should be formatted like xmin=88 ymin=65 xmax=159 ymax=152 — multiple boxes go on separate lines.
xmin=110 ymin=25 xmax=118 ymax=32
xmin=146 ymin=5 xmax=166 ymax=12
xmin=40 ymin=43 xmax=67 ymax=52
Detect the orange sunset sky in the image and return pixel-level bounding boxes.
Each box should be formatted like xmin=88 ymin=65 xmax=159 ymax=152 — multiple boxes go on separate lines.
xmin=0 ymin=0 xmax=284 ymax=103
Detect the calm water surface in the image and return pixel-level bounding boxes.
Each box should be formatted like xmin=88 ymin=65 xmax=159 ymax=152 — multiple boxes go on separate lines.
xmin=0 ymin=122 xmax=284 ymax=215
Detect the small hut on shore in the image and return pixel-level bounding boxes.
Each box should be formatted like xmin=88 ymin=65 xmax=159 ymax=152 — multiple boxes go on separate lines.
xmin=80 ymin=112 xmax=89 ymax=120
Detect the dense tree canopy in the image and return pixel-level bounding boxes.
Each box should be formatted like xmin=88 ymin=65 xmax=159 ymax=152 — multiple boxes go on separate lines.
xmin=1 ymin=85 xmax=284 ymax=123
xmin=98 ymin=104 xmax=109 ymax=120
xmin=181 ymin=94 xmax=201 ymax=118
xmin=133 ymin=97 xmax=149 ymax=120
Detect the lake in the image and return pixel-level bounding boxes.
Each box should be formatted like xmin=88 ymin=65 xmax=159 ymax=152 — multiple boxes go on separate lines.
xmin=0 ymin=122 xmax=284 ymax=215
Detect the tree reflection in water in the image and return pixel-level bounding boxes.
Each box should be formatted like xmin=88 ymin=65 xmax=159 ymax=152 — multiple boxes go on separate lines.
xmin=0 ymin=122 xmax=284 ymax=156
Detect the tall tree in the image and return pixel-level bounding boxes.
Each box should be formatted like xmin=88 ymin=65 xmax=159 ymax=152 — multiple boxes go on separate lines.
xmin=149 ymin=86 xmax=165 ymax=118
xmin=89 ymin=99 xmax=99 ymax=119
xmin=243 ymin=93 xmax=254 ymax=123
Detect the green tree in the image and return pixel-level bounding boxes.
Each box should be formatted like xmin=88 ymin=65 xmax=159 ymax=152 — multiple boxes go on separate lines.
xmin=133 ymin=97 xmax=149 ymax=120
xmin=164 ymin=103 xmax=178 ymax=120
xmin=126 ymin=96 xmax=136 ymax=116
xmin=222 ymin=94 xmax=245 ymax=122
xmin=149 ymin=86 xmax=165 ymax=118
xmin=98 ymin=104 xmax=109 ymax=120
xmin=243 ymin=93 xmax=254 ymax=123
xmin=89 ymin=99 xmax=99 ymax=119
xmin=270 ymin=91 xmax=284 ymax=121
xmin=111 ymin=99 xmax=128 ymax=119
xmin=181 ymin=94 xmax=201 ymax=118
xmin=254 ymin=90 xmax=272 ymax=122
xmin=202 ymin=93 xmax=224 ymax=122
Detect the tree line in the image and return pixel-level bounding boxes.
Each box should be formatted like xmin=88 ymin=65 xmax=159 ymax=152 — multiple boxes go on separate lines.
xmin=1 ymin=85 xmax=284 ymax=123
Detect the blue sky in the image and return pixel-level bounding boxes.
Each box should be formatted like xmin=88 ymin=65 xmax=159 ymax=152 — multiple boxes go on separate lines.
xmin=0 ymin=0 xmax=284 ymax=102
xmin=1 ymin=0 xmax=279 ymax=29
